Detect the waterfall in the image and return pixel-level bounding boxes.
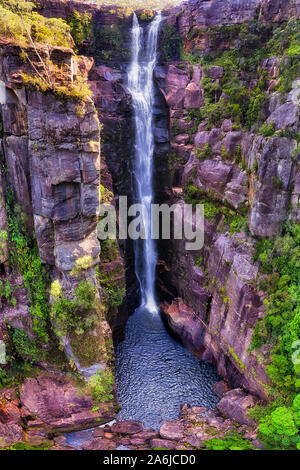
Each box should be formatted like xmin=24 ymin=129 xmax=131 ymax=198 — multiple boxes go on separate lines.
xmin=127 ymin=12 xmax=162 ymax=315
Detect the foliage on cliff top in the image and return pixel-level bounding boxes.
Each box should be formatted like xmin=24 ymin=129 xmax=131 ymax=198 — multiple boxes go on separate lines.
xmin=0 ymin=0 xmax=72 ymax=47
xmin=71 ymin=0 xmax=181 ymax=11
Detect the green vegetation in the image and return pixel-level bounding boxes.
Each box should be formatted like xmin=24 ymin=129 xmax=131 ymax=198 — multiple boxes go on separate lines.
xmin=67 ymin=10 xmax=93 ymax=51
xmin=6 ymin=188 xmax=50 ymax=343
xmin=87 ymin=368 xmax=114 ymax=403
xmin=0 ymin=1 xmax=93 ymax=105
xmin=95 ymin=24 xmax=129 ymax=64
xmin=183 ymin=18 xmax=300 ymax=134
xmin=50 ymin=280 xmax=98 ymax=337
xmin=11 ymin=328 xmax=40 ymax=363
xmin=99 ymin=239 xmax=119 ymax=263
xmin=21 ymin=73 xmax=93 ymax=104
xmin=229 ymin=215 xmax=248 ymax=235
xmin=4 ymin=441 xmax=51 ymax=450
xmin=259 ymin=121 xmax=276 ymax=137
xmin=249 ymin=223 xmax=300 ymax=449
xmin=0 ymin=0 xmax=72 ymax=47
xmin=203 ymin=431 xmax=253 ymax=450
xmin=267 ymin=17 xmax=300 ymax=92
xmin=195 ymin=143 xmax=213 ymax=161
xmin=0 ymin=279 xmax=16 ymax=306
xmin=184 ymin=184 xmax=246 ymax=223
xmin=160 ymin=24 xmax=183 ymax=61
xmin=257 ymin=396 xmax=300 ymax=449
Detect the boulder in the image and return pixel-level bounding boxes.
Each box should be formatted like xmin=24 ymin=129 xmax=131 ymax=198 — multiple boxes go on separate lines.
xmin=111 ymin=421 xmax=143 ymax=435
xmin=216 ymin=388 xmax=258 ymax=426
xmin=20 ymin=373 xmax=115 ymax=432
xmin=82 ymin=437 xmax=116 ymax=450
xmin=159 ymin=421 xmax=185 ymax=440
xmin=149 ymin=438 xmax=178 ymax=450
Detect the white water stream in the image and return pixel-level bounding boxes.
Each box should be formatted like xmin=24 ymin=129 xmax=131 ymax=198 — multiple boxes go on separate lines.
xmin=127 ymin=12 xmax=162 ymax=314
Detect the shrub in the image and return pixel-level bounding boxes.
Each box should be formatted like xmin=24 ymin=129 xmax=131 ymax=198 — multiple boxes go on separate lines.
xmin=195 ymin=144 xmax=213 ymax=161
xmin=21 ymin=73 xmax=93 ymax=104
xmin=259 ymin=121 xmax=275 ymax=137
xmin=203 ymin=431 xmax=253 ymax=450
xmin=229 ymin=215 xmax=248 ymax=235
xmin=50 ymin=280 xmax=98 ymax=337
xmin=11 ymin=329 xmax=40 ymax=363
xmin=0 ymin=1 xmax=72 ymax=47
xmin=88 ymin=368 xmax=114 ymax=403
xmin=67 ymin=10 xmax=93 ymax=50
xmin=0 ymin=279 xmax=16 ymax=306
xmin=160 ymin=24 xmax=183 ymax=61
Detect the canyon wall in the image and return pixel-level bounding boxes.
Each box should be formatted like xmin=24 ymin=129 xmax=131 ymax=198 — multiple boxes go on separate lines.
xmin=157 ymin=0 xmax=300 ymax=399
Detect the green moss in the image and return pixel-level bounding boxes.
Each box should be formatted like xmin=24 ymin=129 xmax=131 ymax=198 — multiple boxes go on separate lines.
xmin=4 ymin=441 xmax=52 ymax=450
xmin=228 ymin=345 xmax=247 ymax=371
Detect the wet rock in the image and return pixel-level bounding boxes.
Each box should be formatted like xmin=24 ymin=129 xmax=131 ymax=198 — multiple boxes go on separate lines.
xmin=111 ymin=421 xmax=143 ymax=435
xmin=212 ymin=380 xmax=230 ymax=399
xmin=216 ymin=388 xmax=258 ymax=426
xmin=150 ymin=438 xmax=178 ymax=450
xmin=93 ymin=427 xmax=105 ymax=438
xmin=161 ymin=298 xmax=205 ymax=355
xmin=82 ymin=437 xmax=116 ymax=450
xmin=159 ymin=421 xmax=185 ymax=440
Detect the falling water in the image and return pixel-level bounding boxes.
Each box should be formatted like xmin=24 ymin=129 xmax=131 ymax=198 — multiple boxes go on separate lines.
xmin=115 ymin=14 xmax=220 ymax=430
xmin=127 ymin=12 xmax=162 ymax=314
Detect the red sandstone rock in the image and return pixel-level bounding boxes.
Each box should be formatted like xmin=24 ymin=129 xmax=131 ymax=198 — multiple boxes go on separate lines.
xmin=216 ymin=388 xmax=258 ymax=426
xmin=212 ymin=380 xmax=230 ymax=399
xmin=82 ymin=438 xmax=117 ymax=450
xmin=20 ymin=373 xmax=115 ymax=432
xmin=149 ymin=438 xmax=178 ymax=450
xmin=159 ymin=421 xmax=185 ymax=441
xmin=111 ymin=420 xmax=143 ymax=435
xmin=93 ymin=427 xmax=105 ymax=438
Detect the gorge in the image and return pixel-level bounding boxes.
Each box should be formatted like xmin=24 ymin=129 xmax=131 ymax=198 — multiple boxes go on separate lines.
xmin=0 ymin=0 xmax=299 ymax=452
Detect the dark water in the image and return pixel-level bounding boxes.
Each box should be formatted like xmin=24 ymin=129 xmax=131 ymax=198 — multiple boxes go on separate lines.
xmin=115 ymin=307 xmax=220 ymax=430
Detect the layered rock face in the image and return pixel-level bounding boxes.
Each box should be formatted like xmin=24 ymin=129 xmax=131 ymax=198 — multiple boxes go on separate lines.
xmin=0 ymin=40 xmax=114 ymax=376
xmin=0 ymin=41 xmax=100 ymax=276
xmin=157 ymin=0 xmax=300 ymax=399
xmin=167 ymin=0 xmax=300 ymax=33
